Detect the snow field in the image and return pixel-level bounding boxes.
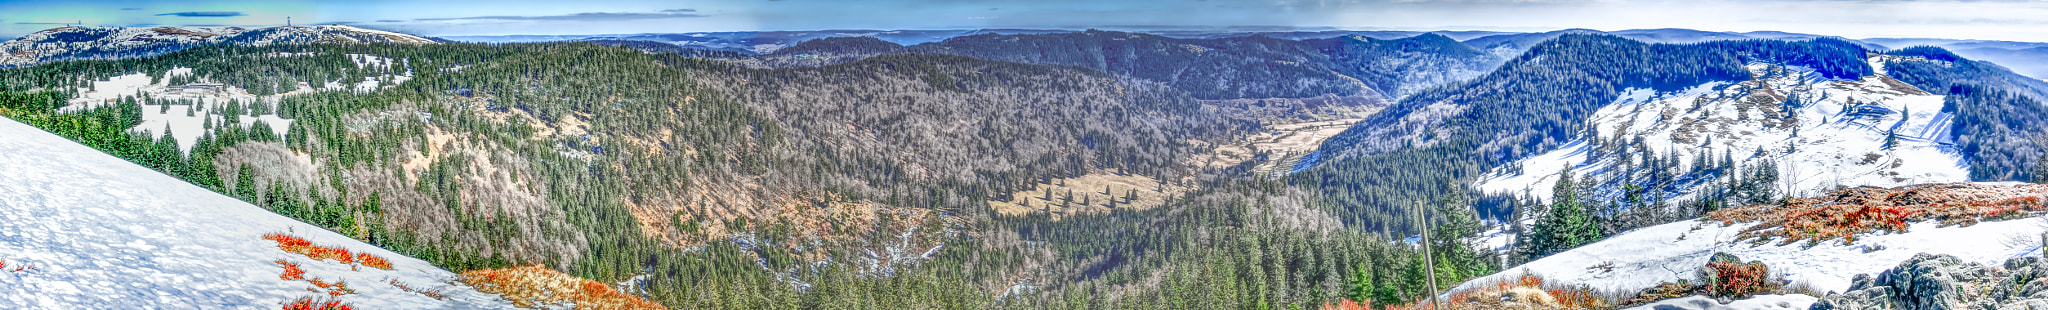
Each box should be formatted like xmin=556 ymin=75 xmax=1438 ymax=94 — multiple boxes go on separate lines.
xmin=1476 ymin=59 xmax=1969 ymax=203
xmin=66 ymin=59 xmax=411 ymax=153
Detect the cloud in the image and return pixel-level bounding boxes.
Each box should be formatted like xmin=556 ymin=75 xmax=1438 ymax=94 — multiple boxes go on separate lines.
xmin=155 ymin=11 xmax=246 ymax=17
xmin=120 ymin=8 xmax=141 ymax=11
xmin=376 ymin=20 xmax=404 ymax=23
xmin=14 ymin=22 xmax=69 ymax=25
xmin=413 ymin=10 xmax=708 ymax=22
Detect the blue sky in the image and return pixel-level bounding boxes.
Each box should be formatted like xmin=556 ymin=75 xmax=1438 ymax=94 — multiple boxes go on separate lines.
xmin=4 ymin=0 xmax=2048 ymax=42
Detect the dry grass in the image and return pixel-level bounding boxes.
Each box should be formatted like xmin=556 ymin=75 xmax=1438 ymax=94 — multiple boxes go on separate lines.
xmin=275 ymin=259 xmax=356 ymax=296
xmin=389 ymin=279 xmax=448 ymax=300
xmin=1323 ymin=274 xmax=1614 ymax=310
xmin=282 ymin=296 xmax=355 ymax=310
xmin=308 ymin=278 xmax=356 ymax=296
xmin=263 ymin=233 xmax=395 ymax=270
xmin=1706 ymin=183 xmax=2048 ymax=245
xmin=459 ymin=265 xmax=665 ymax=310
xmin=987 ymin=172 xmax=1189 ymax=218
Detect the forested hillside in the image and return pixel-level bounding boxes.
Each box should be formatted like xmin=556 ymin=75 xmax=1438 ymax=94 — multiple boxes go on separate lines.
xmin=13 ymin=25 xmax=2048 ymax=309
xmin=909 ymin=30 xmax=1375 ymax=100
xmin=708 ymin=29 xmax=1505 ymax=103
xmin=0 ymin=40 xmax=1514 ymax=309
xmin=1304 ymin=33 xmax=1503 ymax=99
xmin=1881 ymin=46 xmax=2048 ymax=181
xmin=1293 ymin=34 xmax=1874 ymax=235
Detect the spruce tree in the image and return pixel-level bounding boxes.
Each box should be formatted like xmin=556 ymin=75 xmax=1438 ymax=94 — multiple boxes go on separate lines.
xmin=1883 ymin=128 xmax=1900 ymax=149
xmin=1528 ymin=166 xmax=1602 ymax=259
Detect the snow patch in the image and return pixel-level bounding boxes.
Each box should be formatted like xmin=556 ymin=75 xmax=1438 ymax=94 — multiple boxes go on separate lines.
xmin=68 ymin=68 xmax=304 ymax=153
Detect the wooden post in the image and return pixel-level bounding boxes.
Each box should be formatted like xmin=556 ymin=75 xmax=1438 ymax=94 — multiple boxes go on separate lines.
xmin=1415 ymin=201 xmax=1442 ymax=309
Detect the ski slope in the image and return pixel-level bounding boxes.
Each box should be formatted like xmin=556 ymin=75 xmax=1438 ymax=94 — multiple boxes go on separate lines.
xmin=0 ymin=117 xmax=515 ymax=308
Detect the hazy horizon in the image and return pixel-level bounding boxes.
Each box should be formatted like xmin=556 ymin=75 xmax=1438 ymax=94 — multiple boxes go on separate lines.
xmin=5 ymin=0 xmax=2048 ymax=42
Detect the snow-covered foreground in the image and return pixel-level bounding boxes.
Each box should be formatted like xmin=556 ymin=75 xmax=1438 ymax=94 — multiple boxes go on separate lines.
xmin=0 ymin=118 xmax=514 ymax=308
xmin=1457 ymin=216 xmax=2044 ymax=297
xmin=1622 ymin=294 xmax=1816 ymax=310
xmin=1476 ymin=57 xmax=1968 ymax=202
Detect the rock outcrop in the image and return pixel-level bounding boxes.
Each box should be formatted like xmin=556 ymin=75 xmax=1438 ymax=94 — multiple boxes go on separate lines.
xmin=1811 ymin=253 xmax=2048 ymax=309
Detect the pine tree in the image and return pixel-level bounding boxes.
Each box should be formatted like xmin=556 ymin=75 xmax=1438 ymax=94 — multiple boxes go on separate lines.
xmin=1347 ymin=262 xmax=1373 ymax=302
xmin=1528 ymin=166 xmax=1602 ymax=259
xmin=2033 ymin=148 xmax=2048 ymax=183
xmin=1429 ymin=188 xmax=1489 ymax=291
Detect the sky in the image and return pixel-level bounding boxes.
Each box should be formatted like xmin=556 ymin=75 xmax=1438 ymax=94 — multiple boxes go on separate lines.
xmin=3 ymin=0 xmax=2048 ymax=42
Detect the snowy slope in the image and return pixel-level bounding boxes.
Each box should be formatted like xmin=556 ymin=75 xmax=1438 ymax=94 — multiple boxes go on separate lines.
xmin=1622 ymin=294 xmax=1816 ymax=310
xmin=1475 ymin=56 xmax=1967 ymax=203
xmin=1455 ymin=215 xmax=2044 ymax=296
xmin=69 ymin=54 xmax=412 ymax=153
xmin=0 ymin=117 xmax=513 ymax=308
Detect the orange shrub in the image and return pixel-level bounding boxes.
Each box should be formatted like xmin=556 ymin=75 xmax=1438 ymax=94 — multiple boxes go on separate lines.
xmin=277 ymin=260 xmax=306 ymax=281
xmin=356 ymin=253 xmax=391 ymax=270
xmin=282 ymin=296 xmax=354 ymax=310
xmin=1702 ymin=261 xmax=1771 ymax=298
xmin=1707 ymin=183 xmax=2048 ymax=244
xmin=459 ymin=265 xmax=665 ymax=310
xmin=1617 ymin=254 xmax=1792 ymax=308
xmin=263 ymin=234 xmax=394 ymax=270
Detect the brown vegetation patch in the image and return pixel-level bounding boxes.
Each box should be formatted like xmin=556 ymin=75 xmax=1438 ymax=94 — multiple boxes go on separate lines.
xmin=151 ymin=27 xmax=220 ymax=38
xmin=282 ymin=296 xmax=355 ymax=310
xmin=1879 ymin=75 xmax=1933 ymax=96
xmin=263 ymin=233 xmax=394 ymax=270
xmin=1617 ymin=253 xmax=1820 ymax=308
xmin=458 ymin=265 xmax=665 ymax=310
xmin=988 ymin=172 xmax=1190 ymax=218
xmin=389 ymin=279 xmax=448 ymax=300
xmin=1705 ymin=183 xmax=2048 ymax=245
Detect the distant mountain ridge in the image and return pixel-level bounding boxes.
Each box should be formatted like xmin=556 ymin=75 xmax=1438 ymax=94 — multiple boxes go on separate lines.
xmin=1862 ymin=38 xmax=2048 ymax=80
xmin=0 ymin=25 xmax=435 ymax=68
xmin=1458 ymin=28 xmax=1870 ymax=59
xmin=724 ymin=29 xmax=1505 ymax=101
xmin=444 ymin=29 xmax=1074 ymax=54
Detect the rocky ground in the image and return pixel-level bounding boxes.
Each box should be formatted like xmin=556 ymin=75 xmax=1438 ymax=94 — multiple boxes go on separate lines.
xmin=1813 ymin=253 xmax=2048 ymax=309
